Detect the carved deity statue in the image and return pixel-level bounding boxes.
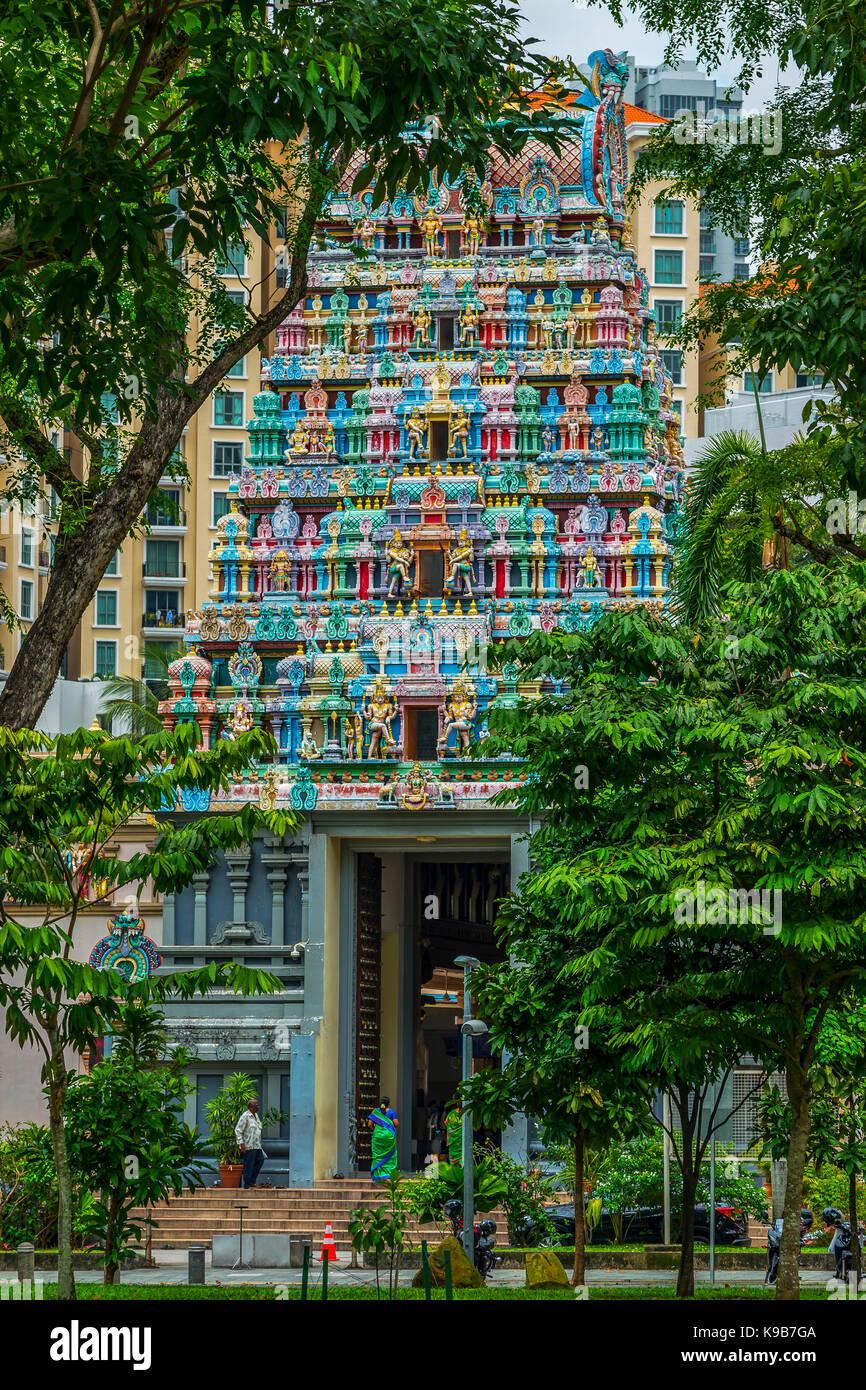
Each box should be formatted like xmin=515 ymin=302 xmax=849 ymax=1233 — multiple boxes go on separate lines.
xmin=362 ymin=676 xmax=398 ymax=759
xmin=406 ymin=405 xmax=428 ymax=461
xmin=386 ymin=527 xmax=414 ymax=598
xmin=437 ymin=678 xmax=477 ymax=756
xmin=298 ymin=715 xmax=321 ymax=759
xmin=419 ymin=208 xmax=441 ymax=259
xmin=445 ymin=526 xmax=475 ymax=596
xmin=344 ymin=711 xmax=364 ymax=760
xmin=448 ymin=405 xmax=471 ymax=460
xmin=269 ymin=548 xmax=291 ymax=593
xmin=411 ymin=300 xmax=432 ymax=348
xmin=578 ymin=549 xmax=602 ymax=590
xmin=463 ymin=211 xmax=484 ymax=257
xmin=458 ymin=301 xmax=479 ymax=347
xmin=288 ymin=419 xmax=310 ymax=454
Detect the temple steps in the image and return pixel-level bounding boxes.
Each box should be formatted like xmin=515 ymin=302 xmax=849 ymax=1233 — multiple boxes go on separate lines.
xmin=130 ymin=1179 xmax=506 ymax=1250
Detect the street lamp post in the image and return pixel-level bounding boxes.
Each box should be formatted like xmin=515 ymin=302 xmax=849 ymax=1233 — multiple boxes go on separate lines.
xmin=455 ymin=954 xmax=485 ymax=1265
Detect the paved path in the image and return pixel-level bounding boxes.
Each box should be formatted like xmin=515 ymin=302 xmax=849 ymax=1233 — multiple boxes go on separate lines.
xmin=30 ymin=1248 xmax=831 ymax=1290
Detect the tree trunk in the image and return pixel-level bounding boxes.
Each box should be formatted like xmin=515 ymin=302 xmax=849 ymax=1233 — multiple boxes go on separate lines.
xmin=103 ymin=1186 xmax=124 ymax=1285
xmin=46 ymin=1031 xmax=75 ymax=1300
xmin=776 ymin=1064 xmax=810 ymax=1301
xmin=0 ymin=202 xmax=320 ymax=730
xmin=676 ymin=1164 xmax=699 ymax=1299
xmin=571 ymin=1122 xmax=586 ymax=1288
xmin=849 ymin=1167 xmax=861 ymax=1286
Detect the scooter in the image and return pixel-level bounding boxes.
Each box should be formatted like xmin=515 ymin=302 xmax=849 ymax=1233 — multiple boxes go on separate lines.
xmin=764 ymin=1215 xmax=812 ymax=1285
xmin=441 ymin=1198 xmax=499 ymax=1278
xmin=474 ymin=1218 xmax=499 ymax=1278
xmin=822 ymin=1207 xmax=866 ymax=1280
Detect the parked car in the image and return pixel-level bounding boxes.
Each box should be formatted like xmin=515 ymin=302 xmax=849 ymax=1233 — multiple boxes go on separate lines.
xmin=516 ymin=1202 xmax=750 ymax=1247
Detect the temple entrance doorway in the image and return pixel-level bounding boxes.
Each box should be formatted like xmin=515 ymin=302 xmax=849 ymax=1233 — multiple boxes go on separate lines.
xmin=411 ymin=856 xmax=508 ymax=1170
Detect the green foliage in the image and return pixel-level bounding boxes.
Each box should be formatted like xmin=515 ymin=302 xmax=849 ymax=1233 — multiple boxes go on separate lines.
xmin=348 ymin=1176 xmax=411 ymax=1299
xmin=0 ymin=0 xmax=574 ymax=725
xmin=617 ymin=1 xmax=866 ymax=495
xmin=204 ymin=1073 xmax=284 ymax=1168
xmin=482 ymin=561 xmax=866 ymax=1296
xmin=0 ymin=723 xmax=294 ymax=1297
xmin=593 ymin=1134 xmax=767 ymax=1241
xmin=64 ymin=1004 xmax=210 ymax=1280
xmin=403 ymin=1155 xmax=508 ymax=1234
xmin=0 ymin=1123 xmax=62 ymax=1248
xmin=476 ymin=1144 xmax=559 ymax=1246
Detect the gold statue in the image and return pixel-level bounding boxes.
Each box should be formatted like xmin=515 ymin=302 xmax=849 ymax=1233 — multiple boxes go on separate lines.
xmin=412 ymin=300 xmax=432 ymax=348
xmin=445 ymin=526 xmax=475 ymax=596
xmin=406 ymin=405 xmax=427 ymax=462
xmin=288 ymin=419 xmax=309 ymax=454
xmin=437 ymin=678 xmax=477 ymax=756
xmin=419 ymin=207 xmax=441 ymax=258
xmin=578 ymin=549 xmax=601 ymax=590
xmin=448 ymin=405 xmax=471 ymax=460
xmin=362 ymin=676 xmax=398 ymax=759
xmin=458 ymin=301 xmax=479 ymax=347
xmin=386 ymin=527 xmax=414 ymax=598
xmin=463 ymin=211 xmax=484 ymax=257
xmin=344 ymin=711 xmax=364 ymax=760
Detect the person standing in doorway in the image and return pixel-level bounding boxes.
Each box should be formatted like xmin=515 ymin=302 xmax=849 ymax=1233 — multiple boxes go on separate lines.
xmin=444 ymin=1098 xmax=462 ymax=1165
xmin=368 ymin=1096 xmax=399 ymax=1182
xmin=235 ymin=1098 xmax=266 ymax=1189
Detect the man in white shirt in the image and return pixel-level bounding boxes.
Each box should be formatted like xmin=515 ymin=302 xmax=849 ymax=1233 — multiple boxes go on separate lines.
xmin=235 ymin=1098 xmax=266 ymax=1189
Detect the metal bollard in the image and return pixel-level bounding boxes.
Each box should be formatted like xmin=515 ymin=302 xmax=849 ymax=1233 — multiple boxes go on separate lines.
xmin=17 ymin=1243 xmax=35 ymax=1285
xmin=188 ymin=1242 xmax=206 ymax=1285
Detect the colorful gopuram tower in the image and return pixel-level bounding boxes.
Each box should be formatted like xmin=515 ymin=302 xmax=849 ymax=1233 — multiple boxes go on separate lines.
xmin=156 ymin=52 xmax=686 ymax=1183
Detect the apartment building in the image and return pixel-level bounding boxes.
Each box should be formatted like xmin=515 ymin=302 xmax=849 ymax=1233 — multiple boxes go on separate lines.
xmin=622 ymin=105 xmax=702 ymax=442
xmin=0 ymin=228 xmax=274 ymax=694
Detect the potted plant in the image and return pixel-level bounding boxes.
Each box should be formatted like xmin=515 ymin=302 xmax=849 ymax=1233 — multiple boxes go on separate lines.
xmin=205 ymin=1073 xmax=258 ymax=1188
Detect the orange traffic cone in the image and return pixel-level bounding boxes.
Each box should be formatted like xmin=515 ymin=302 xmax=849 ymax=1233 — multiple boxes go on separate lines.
xmin=319 ymin=1220 xmax=338 ymax=1263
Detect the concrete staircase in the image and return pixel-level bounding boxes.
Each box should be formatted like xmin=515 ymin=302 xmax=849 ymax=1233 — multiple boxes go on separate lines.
xmin=131 ymin=1179 xmax=498 ymax=1252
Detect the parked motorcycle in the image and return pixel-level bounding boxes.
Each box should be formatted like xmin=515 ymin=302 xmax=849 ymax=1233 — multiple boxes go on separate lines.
xmin=441 ymin=1198 xmax=499 ymax=1278
xmin=764 ymin=1213 xmax=813 ymax=1284
xmin=473 ymin=1218 xmax=499 ymax=1278
xmin=822 ymin=1207 xmax=866 ymax=1280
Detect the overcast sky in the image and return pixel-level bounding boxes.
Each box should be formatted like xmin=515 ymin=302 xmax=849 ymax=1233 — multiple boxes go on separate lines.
xmin=518 ymin=0 xmax=791 ymax=108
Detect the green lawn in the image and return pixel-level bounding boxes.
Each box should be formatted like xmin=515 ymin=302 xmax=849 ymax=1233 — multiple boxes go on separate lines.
xmin=32 ymin=1283 xmax=834 ymax=1302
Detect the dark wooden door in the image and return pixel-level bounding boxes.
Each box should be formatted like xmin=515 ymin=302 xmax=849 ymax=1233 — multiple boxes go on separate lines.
xmin=354 ymin=852 xmax=382 ymax=1170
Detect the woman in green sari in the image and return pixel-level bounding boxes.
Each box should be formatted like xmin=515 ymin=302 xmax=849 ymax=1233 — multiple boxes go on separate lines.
xmin=444 ymin=1099 xmax=462 ymax=1165
xmin=368 ymin=1095 xmax=399 ymax=1181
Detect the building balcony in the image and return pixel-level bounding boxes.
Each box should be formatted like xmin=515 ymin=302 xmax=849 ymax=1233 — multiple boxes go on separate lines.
xmin=142 ymin=615 xmax=187 ymax=637
xmin=142 ymin=562 xmax=187 ymax=584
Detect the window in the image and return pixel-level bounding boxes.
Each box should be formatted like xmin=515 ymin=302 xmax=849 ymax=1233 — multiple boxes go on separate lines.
xmin=660 ymin=350 xmax=683 ymax=385
xmin=145 ymin=538 xmax=181 ymax=577
xmin=225 ymin=288 xmax=247 ymax=308
xmin=734 ymin=237 xmax=750 ymax=257
xmin=654 ymin=300 xmax=682 ymax=334
xmin=19 ymin=579 xmax=34 ymax=621
xmin=670 ymin=399 xmax=684 ymax=425
xmin=225 ymin=355 xmax=246 ymax=379
xmin=733 ymin=262 xmax=750 ymax=281
xmin=20 ymin=527 xmax=34 ymax=567
xmin=143 ymin=591 xmax=182 ymax=628
xmin=658 ymin=94 xmax=698 ymax=119
xmin=213 ymin=441 xmax=245 ymax=476
xmin=212 ymin=492 xmax=231 ymax=525
xmin=104 ymin=551 xmax=119 ymax=576
xmin=215 ymin=239 xmax=246 ymax=277
xmin=654 ymin=250 xmax=683 ymax=285
xmin=796 ymin=371 xmax=824 ymax=388
xmin=95 ymin=641 xmax=117 ymax=678
xmin=699 ymin=231 xmax=716 ymax=254
xmin=147 ymin=489 xmax=182 ymax=526
xmin=743 ymin=371 xmax=773 ymax=394
xmin=213 ymin=391 xmax=245 ymax=427
xmin=699 ymin=256 xmax=716 ymax=279
xmin=653 ymin=200 xmax=684 ymax=236
xmin=95 ymin=590 xmax=118 ymax=627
